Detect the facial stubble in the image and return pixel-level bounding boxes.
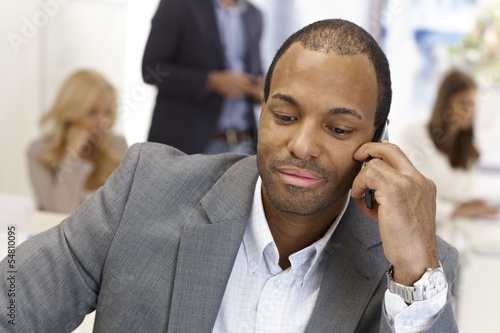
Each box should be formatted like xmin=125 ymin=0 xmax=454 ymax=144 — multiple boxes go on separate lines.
xmin=257 ymin=154 xmax=362 ymax=216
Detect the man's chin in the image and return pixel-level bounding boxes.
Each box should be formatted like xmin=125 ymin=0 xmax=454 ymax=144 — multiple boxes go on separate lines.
xmin=266 ymin=190 xmax=331 ymax=216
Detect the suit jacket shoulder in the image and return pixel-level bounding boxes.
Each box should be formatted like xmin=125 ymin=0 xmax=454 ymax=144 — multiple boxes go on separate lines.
xmin=3 ymin=142 xmax=258 ymax=332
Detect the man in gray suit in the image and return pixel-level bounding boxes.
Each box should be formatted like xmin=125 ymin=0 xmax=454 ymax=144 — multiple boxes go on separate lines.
xmin=1 ymin=19 xmax=458 ymax=332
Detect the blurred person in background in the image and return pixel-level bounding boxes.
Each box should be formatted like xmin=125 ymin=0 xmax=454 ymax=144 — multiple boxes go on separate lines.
xmin=142 ymin=0 xmax=264 ymax=155
xmin=401 ymin=70 xmax=499 ymax=225
xmin=27 ymin=69 xmax=128 ymax=214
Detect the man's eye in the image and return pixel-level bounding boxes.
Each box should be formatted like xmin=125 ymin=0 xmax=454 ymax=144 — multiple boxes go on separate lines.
xmin=334 ymin=128 xmax=348 ymax=134
xmin=274 ymin=114 xmax=297 ymax=122
xmin=329 ymin=127 xmax=352 ymax=136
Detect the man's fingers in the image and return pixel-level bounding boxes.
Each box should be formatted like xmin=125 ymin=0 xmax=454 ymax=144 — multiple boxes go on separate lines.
xmin=353 ymin=141 xmax=416 ymax=176
xmin=352 ymin=157 xmax=391 ymax=198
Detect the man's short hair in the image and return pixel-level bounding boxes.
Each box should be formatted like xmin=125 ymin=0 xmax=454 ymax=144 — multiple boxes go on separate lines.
xmin=263 ymin=19 xmax=392 ymax=129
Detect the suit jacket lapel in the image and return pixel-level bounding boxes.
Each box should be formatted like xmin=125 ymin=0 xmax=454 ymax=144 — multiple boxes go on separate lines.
xmin=306 ymin=200 xmax=389 ymax=332
xmin=195 ymin=0 xmax=225 ymax=67
xmin=242 ymin=5 xmax=257 ymax=71
xmin=167 ymin=156 xmax=258 ymax=332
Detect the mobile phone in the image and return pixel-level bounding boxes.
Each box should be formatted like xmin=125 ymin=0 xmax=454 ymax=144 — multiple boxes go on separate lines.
xmin=364 ymin=121 xmax=389 ymax=209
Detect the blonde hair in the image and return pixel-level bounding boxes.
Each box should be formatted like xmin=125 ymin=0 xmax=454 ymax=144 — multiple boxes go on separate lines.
xmin=39 ymin=69 xmax=122 ymax=190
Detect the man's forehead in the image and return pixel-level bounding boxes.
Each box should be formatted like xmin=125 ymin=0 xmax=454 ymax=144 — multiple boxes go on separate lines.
xmin=275 ymin=42 xmax=371 ymax=72
xmin=271 ymin=43 xmax=376 ymax=93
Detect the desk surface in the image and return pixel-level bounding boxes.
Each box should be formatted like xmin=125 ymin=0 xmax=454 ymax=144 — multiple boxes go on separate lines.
xmin=450 ymin=216 xmax=500 ymax=333
xmin=30 ymin=210 xmax=68 ymax=234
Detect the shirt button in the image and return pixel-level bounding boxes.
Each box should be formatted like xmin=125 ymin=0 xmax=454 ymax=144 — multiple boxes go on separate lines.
xmin=249 ymin=260 xmax=256 ymax=267
xmin=403 ymin=319 xmax=413 ymax=329
xmin=274 ymin=279 xmax=282 ymax=288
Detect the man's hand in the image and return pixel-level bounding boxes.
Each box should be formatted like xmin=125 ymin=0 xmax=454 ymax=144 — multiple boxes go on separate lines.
xmin=207 ymin=70 xmax=256 ymax=99
xmin=351 ymin=141 xmax=439 ymax=286
xmin=248 ymin=75 xmax=265 ymax=101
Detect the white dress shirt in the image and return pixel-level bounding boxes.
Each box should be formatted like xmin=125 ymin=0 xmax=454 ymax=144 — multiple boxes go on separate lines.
xmin=213 ymin=177 xmax=447 ymax=332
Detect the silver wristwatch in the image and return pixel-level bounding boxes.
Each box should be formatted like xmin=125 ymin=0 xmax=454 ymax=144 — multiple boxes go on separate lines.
xmin=386 ymin=262 xmax=447 ymax=304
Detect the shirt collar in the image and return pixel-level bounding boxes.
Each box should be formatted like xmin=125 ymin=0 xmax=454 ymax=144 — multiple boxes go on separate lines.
xmin=213 ymin=0 xmax=248 ymax=14
xmin=244 ymin=177 xmax=275 ymax=274
xmin=244 ymin=177 xmax=350 ymax=281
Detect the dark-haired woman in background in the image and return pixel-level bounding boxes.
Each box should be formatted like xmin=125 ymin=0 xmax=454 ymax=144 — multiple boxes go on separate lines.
xmin=401 ymin=70 xmax=499 ymax=224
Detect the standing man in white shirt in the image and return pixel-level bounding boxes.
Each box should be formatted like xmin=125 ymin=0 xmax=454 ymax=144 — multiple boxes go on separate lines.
xmin=0 ymin=19 xmax=458 ymax=332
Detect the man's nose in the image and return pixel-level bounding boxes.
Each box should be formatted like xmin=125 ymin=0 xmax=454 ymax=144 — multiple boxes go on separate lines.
xmin=287 ymin=121 xmax=322 ymax=160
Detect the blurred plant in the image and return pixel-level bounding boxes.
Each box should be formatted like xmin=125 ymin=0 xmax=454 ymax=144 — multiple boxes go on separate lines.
xmin=449 ymin=0 xmax=500 ymax=83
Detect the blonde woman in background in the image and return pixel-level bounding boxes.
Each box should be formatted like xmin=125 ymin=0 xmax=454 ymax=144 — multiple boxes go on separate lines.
xmin=401 ymin=70 xmax=499 ymax=225
xmin=27 ymin=69 xmax=128 ymax=214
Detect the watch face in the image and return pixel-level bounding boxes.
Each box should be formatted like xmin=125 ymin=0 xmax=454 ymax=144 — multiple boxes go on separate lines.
xmin=424 ymin=270 xmax=446 ymax=299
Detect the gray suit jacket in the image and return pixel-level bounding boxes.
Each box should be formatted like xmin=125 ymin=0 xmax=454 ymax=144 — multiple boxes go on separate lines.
xmin=0 ymin=143 xmax=459 ymax=332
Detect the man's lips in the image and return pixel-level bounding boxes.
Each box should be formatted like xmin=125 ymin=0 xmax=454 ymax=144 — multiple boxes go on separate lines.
xmin=277 ymin=167 xmax=324 ymax=187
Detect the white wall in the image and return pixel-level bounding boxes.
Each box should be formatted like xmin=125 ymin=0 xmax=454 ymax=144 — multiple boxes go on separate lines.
xmin=40 ymin=0 xmax=128 ymax=114
xmin=0 ymin=0 xmax=41 ymax=198
xmin=121 ymin=0 xmax=160 ymax=144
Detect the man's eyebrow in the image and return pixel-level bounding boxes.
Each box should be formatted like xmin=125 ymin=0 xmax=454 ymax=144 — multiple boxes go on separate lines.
xmin=271 ymin=93 xmax=299 ymax=106
xmin=271 ymin=93 xmax=363 ymax=120
xmin=328 ymin=107 xmax=362 ymax=120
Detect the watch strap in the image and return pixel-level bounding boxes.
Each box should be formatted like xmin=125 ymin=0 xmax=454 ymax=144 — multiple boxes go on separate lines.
xmin=386 ymin=262 xmax=446 ymax=304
